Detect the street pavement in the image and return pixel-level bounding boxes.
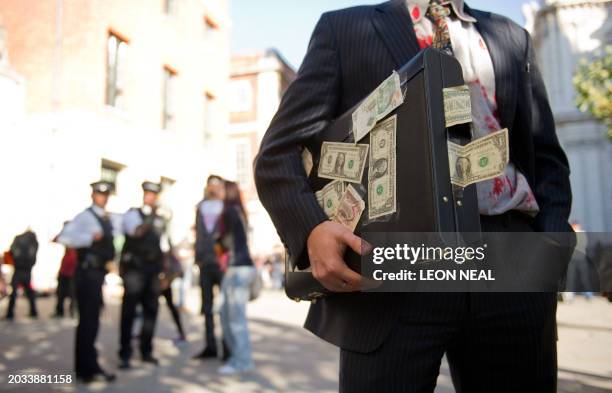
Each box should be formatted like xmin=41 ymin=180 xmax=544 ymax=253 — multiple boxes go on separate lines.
xmin=0 ymin=290 xmax=610 ymax=393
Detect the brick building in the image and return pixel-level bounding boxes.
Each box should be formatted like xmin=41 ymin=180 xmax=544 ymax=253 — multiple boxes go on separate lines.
xmin=228 ymin=49 xmax=295 ymax=256
xmin=0 ymin=0 xmax=232 ymax=289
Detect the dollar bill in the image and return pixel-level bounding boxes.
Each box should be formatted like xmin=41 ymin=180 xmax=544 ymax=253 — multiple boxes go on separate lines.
xmin=376 ymin=71 xmax=403 ymax=124
xmin=315 ymin=190 xmax=324 ymax=208
xmin=448 ymin=128 xmax=509 ymax=188
xmin=443 ymin=85 xmax=472 ymax=127
xmin=302 ymin=147 xmax=314 ymax=177
xmin=352 ymin=71 xmax=403 ymax=142
xmin=318 ymin=142 xmax=369 ymax=183
xmin=352 ymin=94 xmax=378 ymax=143
xmin=315 ymin=180 xmax=346 ymax=217
xmin=332 ymin=184 xmax=365 ymax=232
xmin=368 ymin=115 xmax=397 ymax=220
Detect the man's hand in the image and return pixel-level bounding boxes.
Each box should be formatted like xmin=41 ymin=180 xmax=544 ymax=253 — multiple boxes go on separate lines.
xmin=93 ymin=232 xmax=103 ymax=241
xmin=307 ymin=220 xmax=367 ymax=292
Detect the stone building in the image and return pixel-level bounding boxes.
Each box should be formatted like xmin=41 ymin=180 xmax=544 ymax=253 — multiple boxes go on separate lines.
xmin=524 ymin=0 xmax=612 ymax=231
xmin=0 ymin=0 xmax=232 ymax=289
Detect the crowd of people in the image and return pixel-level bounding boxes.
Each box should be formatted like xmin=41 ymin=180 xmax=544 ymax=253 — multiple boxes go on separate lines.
xmin=0 ymin=175 xmax=258 ymax=383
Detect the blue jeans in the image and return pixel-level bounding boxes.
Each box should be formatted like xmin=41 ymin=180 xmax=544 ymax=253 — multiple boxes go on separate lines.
xmin=220 ymin=266 xmax=256 ymax=370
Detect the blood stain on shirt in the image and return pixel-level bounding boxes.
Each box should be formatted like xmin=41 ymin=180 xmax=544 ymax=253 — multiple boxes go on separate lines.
xmin=506 ymin=175 xmax=516 ymax=196
xmin=417 ymin=36 xmax=433 ymax=49
xmin=492 ymin=177 xmax=505 ymax=197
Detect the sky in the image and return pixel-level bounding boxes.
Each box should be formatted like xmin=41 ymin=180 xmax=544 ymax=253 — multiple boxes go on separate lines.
xmin=230 ymin=0 xmax=529 ymax=69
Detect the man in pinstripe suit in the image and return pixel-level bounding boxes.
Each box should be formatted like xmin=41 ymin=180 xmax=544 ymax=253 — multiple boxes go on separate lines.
xmin=254 ymin=0 xmax=573 ymax=392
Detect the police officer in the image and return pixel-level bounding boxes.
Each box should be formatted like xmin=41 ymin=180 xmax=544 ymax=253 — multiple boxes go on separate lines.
xmin=57 ymin=181 xmax=116 ymax=383
xmin=118 ymin=181 xmax=167 ymax=369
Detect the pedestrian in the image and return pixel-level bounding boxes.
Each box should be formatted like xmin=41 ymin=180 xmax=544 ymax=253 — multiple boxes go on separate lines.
xmin=56 ymin=180 xmax=116 ymax=383
xmin=118 ymin=181 xmax=168 ymax=369
xmin=193 ymin=175 xmax=229 ymax=361
xmin=0 ymin=252 xmax=6 ymax=300
xmin=253 ymin=1 xmax=574 ymax=391
xmin=53 ymin=224 xmax=78 ymax=318
xmin=218 ymin=181 xmax=257 ymax=375
xmin=564 ymin=222 xmax=596 ymax=300
xmin=587 ymin=231 xmax=612 ymax=302
xmin=175 ymin=229 xmax=196 ymax=312
xmin=54 ymin=248 xmax=78 ymax=318
xmin=5 ymin=228 xmax=38 ymax=320
xmin=159 ymin=249 xmax=186 ymax=344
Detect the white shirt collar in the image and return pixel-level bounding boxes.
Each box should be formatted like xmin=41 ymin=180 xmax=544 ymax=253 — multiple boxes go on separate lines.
xmin=406 ymin=0 xmax=477 ymax=23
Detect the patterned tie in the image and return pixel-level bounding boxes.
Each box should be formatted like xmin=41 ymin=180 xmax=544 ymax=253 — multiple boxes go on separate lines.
xmin=427 ymin=1 xmax=453 ymax=55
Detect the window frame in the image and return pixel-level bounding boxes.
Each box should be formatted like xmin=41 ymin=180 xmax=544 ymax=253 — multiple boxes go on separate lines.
xmin=105 ymin=31 xmax=129 ymax=108
xmin=162 ymin=66 xmax=178 ymax=130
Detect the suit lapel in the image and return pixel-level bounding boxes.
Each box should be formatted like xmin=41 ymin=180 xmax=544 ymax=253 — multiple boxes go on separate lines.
xmin=371 ymin=0 xmax=421 ymax=69
xmin=468 ymin=7 xmax=518 ymax=129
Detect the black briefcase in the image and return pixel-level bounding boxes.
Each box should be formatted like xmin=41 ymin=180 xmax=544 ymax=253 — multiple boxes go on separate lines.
xmin=285 ymin=48 xmax=481 ymax=302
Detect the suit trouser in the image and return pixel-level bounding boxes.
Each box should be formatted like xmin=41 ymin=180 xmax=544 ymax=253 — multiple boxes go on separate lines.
xmin=339 ymin=212 xmax=558 ymax=393
xmin=74 ymin=269 xmax=105 ymax=377
xmin=6 ymin=270 xmax=37 ymax=317
xmin=119 ymin=269 xmax=160 ymax=360
xmin=200 ymin=268 xmax=223 ymax=350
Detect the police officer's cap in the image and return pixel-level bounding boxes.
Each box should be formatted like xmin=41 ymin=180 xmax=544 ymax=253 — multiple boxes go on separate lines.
xmin=142 ymin=181 xmax=162 ymax=194
xmin=90 ymin=181 xmax=114 ymax=194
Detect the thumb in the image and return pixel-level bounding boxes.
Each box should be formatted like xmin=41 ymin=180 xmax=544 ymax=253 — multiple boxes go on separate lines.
xmin=342 ymin=231 xmax=367 ymax=256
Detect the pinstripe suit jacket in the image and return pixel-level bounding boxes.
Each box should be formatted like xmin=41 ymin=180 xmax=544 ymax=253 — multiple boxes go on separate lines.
xmin=253 ymin=0 xmax=572 ymax=352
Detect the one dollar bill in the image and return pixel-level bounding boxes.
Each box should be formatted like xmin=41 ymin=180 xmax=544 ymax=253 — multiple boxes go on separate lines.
xmin=376 ymin=71 xmax=403 ymax=123
xmin=352 ymin=94 xmax=378 ymax=143
xmin=315 ymin=180 xmax=346 ymax=217
xmin=318 ymin=142 xmax=369 ymax=183
xmin=368 ymin=115 xmax=397 ymax=220
xmin=448 ymin=128 xmax=509 ymax=188
xmin=352 ymin=71 xmax=403 ymax=142
xmin=443 ymin=85 xmax=472 ymax=127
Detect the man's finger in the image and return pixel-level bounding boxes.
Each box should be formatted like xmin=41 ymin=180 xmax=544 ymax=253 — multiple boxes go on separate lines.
xmin=337 ymin=264 xmax=362 ymax=289
xmin=316 ymin=256 xmax=362 ymax=292
xmin=317 ymin=273 xmax=350 ymax=292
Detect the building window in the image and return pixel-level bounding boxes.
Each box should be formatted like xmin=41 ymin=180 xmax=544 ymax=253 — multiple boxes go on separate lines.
xmin=164 ymin=0 xmax=177 ymax=16
xmin=160 ymin=176 xmax=176 ymax=207
xmin=163 ymin=66 xmax=177 ymax=130
xmin=204 ymin=15 xmax=219 ymax=37
xmin=106 ymin=32 xmax=128 ymax=109
xmin=235 ymin=140 xmax=251 ymax=189
xmin=101 ymin=159 xmax=124 ymax=193
xmin=230 ymin=79 xmax=253 ymax=113
xmin=203 ymin=92 xmax=215 ymax=143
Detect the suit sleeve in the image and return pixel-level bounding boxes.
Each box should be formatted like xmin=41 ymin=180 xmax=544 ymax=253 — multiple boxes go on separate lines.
xmin=254 ymin=13 xmax=341 ymax=267
xmin=525 ymin=30 xmax=573 ymax=233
